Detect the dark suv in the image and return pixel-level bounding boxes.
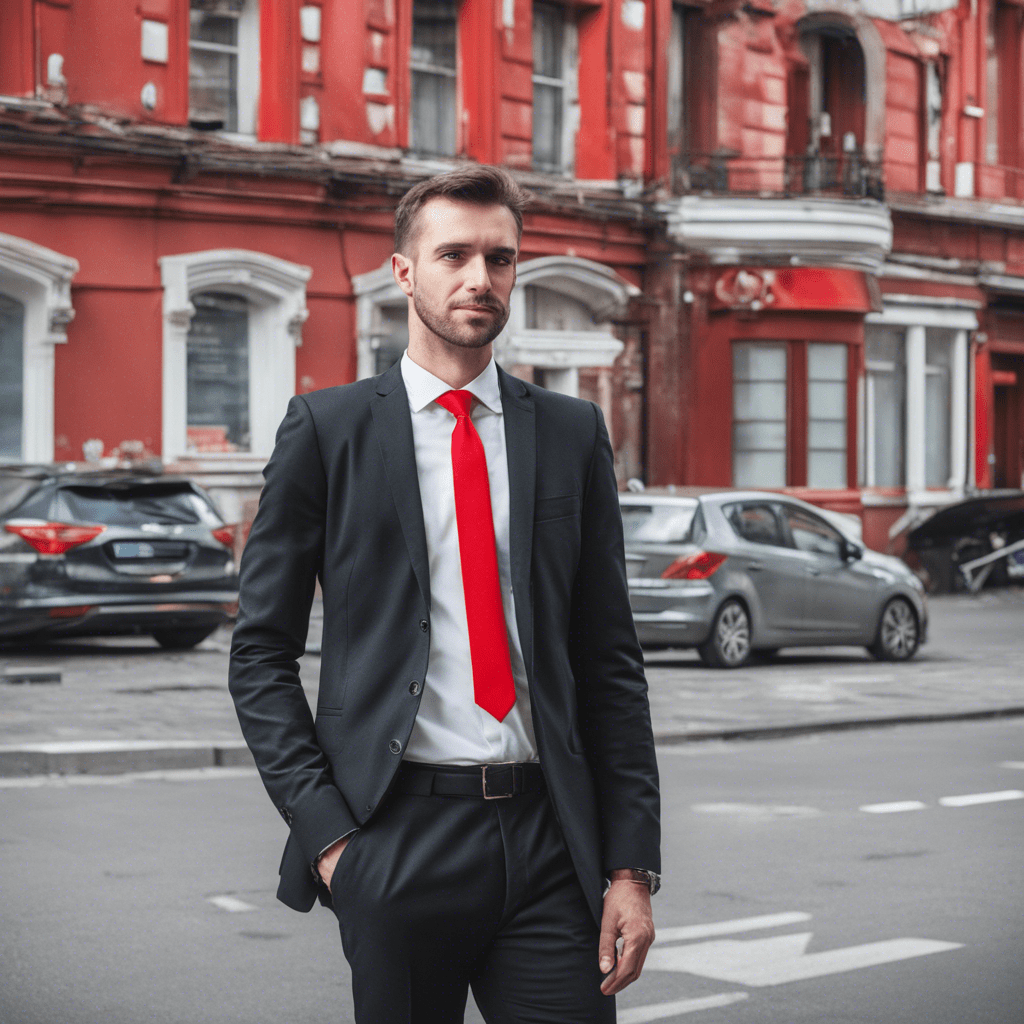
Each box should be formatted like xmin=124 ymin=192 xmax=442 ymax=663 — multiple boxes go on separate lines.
xmin=0 ymin=465 xmax=239 ymax=648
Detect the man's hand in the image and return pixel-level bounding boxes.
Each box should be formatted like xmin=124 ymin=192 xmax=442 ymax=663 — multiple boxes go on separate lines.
xmin=317 ymin=834 xmax=354 ymax=889
xmin=598 ymin=872 xmax=656 ymax=996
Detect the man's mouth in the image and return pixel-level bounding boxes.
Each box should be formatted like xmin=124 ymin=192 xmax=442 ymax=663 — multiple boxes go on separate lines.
xmin=456 ymin=305 xmax=500 ymax=315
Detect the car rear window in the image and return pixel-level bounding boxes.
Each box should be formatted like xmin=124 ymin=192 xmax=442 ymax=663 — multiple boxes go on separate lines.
xmin=51 ymin=485 xmax=223 ymax=527
xmin=620 ymin=502 xmax=698 ymax=543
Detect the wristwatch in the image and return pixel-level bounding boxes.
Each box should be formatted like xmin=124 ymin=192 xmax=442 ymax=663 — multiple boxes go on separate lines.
xmin=609 ymin=868 xmax=661 ymax=896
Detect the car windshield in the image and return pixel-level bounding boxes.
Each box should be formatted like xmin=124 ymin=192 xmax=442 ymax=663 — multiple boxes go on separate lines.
xmin=51 ymin=485 xmax=223 ymax=527
xmin=620 ymin=502 xmax=698 ymax=543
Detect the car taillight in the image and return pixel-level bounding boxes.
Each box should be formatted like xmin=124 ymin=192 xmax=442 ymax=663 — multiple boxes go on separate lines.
xmin=212 ymin=525 xmax=235 ymax=548
xmin=4 ymin=522 xmax=106 ymax=555
xmin=661 ymin=551 xmax=727 ymax=580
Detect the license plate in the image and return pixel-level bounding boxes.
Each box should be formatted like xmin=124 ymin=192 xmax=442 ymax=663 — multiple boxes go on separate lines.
xmin=113 ymin=542 xmax=157 ymax=559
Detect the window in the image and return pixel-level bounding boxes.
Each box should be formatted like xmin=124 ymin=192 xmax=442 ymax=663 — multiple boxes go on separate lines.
xmin=783 ymin=506 xmax=844 ymax=559
xmin=0 ymin=294 xmax=24 ymax=460
xmin=863 ymin=327 xmax=905 ymax=488
xmin=370 ymin=304 xmax=408 ymax=375
xmin=189 ymin=0 xmax=259 ymax=134
xmin=410 ymin=0 xmax=458 ymax=155
xmin=186 ymin=293 xmax=250 ymax=454
xmin=807 ymin=343 xmax=847 ymax=489
xmin=532 ymin=3 xmax=575 ymax=172
xmin=925 ymin=332 xmax=953 ymax=488
xmin=620 ymin=501 xmax=698 ymax=543
xmin=667 ymin=5 xmax=687 ymax=156
xmin=725 ymin=503 xmax=786 ymax=547
xmin=732 ymin=342 xmax=788 ymax=487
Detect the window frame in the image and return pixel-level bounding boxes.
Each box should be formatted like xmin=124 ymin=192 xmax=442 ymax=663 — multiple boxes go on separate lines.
xmin=731 ymin=338 xmax=858 ymax=490
xmin=187 ymin=0 xmax=260 ymax=138
xmin=409 ymin=0 xmax=460 ymax=157
xmin=531 ymin=1 xmax=578 ymax=174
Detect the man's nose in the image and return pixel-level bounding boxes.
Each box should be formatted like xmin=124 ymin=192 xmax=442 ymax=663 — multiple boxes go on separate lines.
xmin=464 ymin=255 xmax=492 ymax=292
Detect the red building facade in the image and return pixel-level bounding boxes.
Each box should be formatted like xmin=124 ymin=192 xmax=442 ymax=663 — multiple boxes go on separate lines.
xmin=1 ymin=0 xmax=1022 ymax=554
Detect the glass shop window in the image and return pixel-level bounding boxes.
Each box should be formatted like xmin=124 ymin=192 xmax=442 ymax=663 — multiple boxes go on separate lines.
xmin=732 ymin=342 xmax=788 ymax=488
xmin=807 ymin=343 xmax=847 ymax=489
xmin=0 ymin=294 xmax=24 ymax=461
xmin=186 ymin=292 xmax=251 ymax=454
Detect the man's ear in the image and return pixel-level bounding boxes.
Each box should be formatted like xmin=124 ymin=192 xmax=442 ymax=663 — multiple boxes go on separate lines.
xmin=392 ymin=252 xmax=414 ymax=297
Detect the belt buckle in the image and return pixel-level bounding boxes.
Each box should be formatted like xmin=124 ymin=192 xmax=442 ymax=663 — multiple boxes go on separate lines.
xmin=482 ymin=761 xmax=517 ymax=799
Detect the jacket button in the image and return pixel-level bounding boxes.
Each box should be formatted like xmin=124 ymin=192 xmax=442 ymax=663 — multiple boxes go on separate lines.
xmin=409 ymin=680 xmax=420 ymax=695
xmin=419 ymin=619 xmax=429 ymax=632
xmin=389 ymin=739 xmax=402 ymax=754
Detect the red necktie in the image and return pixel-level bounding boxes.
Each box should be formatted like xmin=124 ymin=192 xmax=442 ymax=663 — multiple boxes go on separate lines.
xmin=435 ymin=389 xmax=517 ymax=722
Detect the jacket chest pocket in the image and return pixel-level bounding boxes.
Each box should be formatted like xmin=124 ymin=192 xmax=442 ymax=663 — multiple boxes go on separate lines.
xmin=535 ymin=493 xmax=579 ymax=523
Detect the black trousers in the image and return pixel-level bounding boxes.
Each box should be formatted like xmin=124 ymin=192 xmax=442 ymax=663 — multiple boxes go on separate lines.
xmin=330 ymin=761 xmax=616 ymax=1024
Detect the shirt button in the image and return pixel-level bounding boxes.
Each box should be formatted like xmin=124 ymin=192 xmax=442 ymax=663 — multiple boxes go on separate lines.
xmin=389 ymin=739 xmax=402 ymax=754
xmin=419 ymin=619 xmax=429 ymax=632
xmin=409 ymin=680 xmax=420 ymax=695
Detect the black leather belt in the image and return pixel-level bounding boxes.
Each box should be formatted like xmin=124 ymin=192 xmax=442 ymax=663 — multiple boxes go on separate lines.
xmin=393 ymin=760 xmax=545 ymax=799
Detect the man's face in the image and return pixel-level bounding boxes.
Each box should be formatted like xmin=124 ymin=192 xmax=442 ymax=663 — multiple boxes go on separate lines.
xmin=394 ymin=197 xmax=519 ymax=351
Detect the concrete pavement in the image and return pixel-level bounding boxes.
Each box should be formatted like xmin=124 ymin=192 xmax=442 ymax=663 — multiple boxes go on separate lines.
xmin=0 ymin=589 xmax=1022 ymax=776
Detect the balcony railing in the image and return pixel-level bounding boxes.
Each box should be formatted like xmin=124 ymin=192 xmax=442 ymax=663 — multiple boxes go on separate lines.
xmin=672 ymin=152 xmax=885 ymax=202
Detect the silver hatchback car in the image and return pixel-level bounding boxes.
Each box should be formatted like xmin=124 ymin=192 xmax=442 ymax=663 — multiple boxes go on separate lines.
xmin=621 ymin=491 xmax=928 ymax=668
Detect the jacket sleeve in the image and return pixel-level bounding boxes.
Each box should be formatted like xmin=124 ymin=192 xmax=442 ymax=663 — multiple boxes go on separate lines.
xmin=569 ymin=402 xmax=661 ymax=875
xmin=228 ymin=395 xmax=358 ymax=867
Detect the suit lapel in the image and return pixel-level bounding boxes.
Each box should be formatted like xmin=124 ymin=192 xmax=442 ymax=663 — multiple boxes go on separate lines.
xmin=499 ymin=365 xmax=536 ymax=683
xmin=370 ymin=362 xmax=431 ymax=610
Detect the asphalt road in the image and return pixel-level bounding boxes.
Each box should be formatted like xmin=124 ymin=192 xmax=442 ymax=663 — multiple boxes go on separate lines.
xmin=1 ymin=719 xmax=1021 ymax=1024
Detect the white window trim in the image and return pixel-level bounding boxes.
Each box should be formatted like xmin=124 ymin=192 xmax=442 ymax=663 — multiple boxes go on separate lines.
xmin=0 ymin=233 xmax=78 ymax=462
xmin=352 ymin=255 xmax=636 ymax=398
xmin=160 ymin=249 xmax=311 ymax=462
xmin=864 ymin=303 xmax=976 ymax=496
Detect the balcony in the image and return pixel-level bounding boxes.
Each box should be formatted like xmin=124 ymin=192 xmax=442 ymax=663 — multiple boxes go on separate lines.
xmin=660 ymin=153 xmax=893 ymax=273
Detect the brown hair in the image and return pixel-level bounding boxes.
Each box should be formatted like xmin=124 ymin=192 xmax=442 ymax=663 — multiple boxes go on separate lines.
xmin=394 ymin=165 xmax=531 ymax=255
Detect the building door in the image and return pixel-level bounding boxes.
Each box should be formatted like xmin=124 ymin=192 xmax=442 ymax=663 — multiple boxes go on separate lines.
xmin=0 ymin=294 xmax=24 ymax=461
xmin=992 ymin=354 xmax=1024 ymax=489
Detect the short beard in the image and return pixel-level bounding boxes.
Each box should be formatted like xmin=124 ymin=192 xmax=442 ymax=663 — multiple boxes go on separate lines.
xmin=412 ymin=290 xmax=509 ymax=350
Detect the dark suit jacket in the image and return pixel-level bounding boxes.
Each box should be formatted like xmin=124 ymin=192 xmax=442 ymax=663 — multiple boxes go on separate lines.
xmin=228 ymin=360 xmax=660 ymax=927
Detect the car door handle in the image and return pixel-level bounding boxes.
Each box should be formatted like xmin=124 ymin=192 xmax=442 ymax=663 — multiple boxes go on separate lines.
xmin=747 ymin=562 xmax=764 ymax=572
xmin=806 ymin=567 xmax=821 ymax=576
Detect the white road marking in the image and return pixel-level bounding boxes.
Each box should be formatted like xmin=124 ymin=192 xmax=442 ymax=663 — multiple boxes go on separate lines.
xmin=939 ymin=790 xmax=1024 ymax=807
xmin=655 ymin=912 xmax=812 ymax=943
xmin=860 ymin=800 xmax=927 ymax=814
xmin=0 ymin=767 xmax=259 ymax=789
xmin=690 ymin=803 xmax=820 ymax=819
xmin=645 ymin=932 xmax=962 ymax=987
xmin=618 ymin=993 xmax=749 ymax=1022
xmin=1000 ymin=761 xmax=1024 ymax=770
xmin=208 ymin=895 xmax=258 ymax=913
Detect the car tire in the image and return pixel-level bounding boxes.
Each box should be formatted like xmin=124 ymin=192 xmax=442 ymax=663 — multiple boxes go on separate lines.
xmin=152 ymin=626 xmax=219 ymax=650
xmin=867 ymin=598 xmax=920 ymax=662
xmin=751 ymin=647 xmax=780 ymax=662
xmin=697 ymin=599 xmax=752 ymax=669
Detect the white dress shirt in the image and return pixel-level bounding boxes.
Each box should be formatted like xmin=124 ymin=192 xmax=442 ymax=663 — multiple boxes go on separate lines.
xmin=400 ymin=351 xmax=538 ymax=765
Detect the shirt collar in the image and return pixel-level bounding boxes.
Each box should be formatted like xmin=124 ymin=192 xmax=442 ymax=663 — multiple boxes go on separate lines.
xmin=401 ymin=351 xmax=503 ymax=416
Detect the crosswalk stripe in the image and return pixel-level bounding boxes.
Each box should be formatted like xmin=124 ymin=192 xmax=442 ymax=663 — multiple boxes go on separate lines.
xmin=655 ymin=912 xmax=811 ymax=943
xmin=618 ymin=993 xmax=749 ymax=1022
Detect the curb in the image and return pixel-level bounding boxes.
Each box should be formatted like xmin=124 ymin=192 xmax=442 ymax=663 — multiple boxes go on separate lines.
xmin=2 ymin=706 xmax=1023 ymax=778
xmin=0 ymin=739 xmax=254 ymax=777
xmin=652 ymin=705 xmax=1024 ymax=745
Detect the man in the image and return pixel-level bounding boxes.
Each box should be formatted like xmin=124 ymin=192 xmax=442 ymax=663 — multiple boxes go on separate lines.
xmin=229 ymin=164 xmax=660 ymax=1023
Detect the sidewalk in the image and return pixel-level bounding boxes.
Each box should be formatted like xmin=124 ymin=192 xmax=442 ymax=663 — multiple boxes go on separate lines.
xmin=1 ymin=590 xmax=1022 ymax=776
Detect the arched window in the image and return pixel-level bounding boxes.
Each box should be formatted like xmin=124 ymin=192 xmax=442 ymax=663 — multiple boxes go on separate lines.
xmin=0 ymin=233 xmax=78 ymax=463
xmin=160 ymin=250 xmax=311 ymax=460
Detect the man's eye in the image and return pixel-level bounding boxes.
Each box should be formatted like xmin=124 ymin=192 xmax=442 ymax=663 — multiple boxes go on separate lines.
xmin=441 ymin=252 xmax=462 ymax=260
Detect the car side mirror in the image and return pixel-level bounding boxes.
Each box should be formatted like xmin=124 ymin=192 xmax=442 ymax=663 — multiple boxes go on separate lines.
xmin=842 ymin=540 xmax=864 ymax=562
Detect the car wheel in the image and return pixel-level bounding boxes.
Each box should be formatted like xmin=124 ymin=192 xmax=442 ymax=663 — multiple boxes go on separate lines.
xmin=152 ymin=626 xmax=218 ymax=650
xmin=697 ymin=599 xmax=751 ymax=668
xmin=867 ymin=598 xmax=919 ymax=662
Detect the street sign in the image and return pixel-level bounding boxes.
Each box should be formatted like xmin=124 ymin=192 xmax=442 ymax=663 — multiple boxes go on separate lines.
xmin=645 ymin=924 xmax=962 ymax=987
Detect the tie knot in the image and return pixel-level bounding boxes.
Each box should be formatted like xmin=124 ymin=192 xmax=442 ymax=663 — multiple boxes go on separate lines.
xmin=436 ymin=389 xmax=475 ymax=419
